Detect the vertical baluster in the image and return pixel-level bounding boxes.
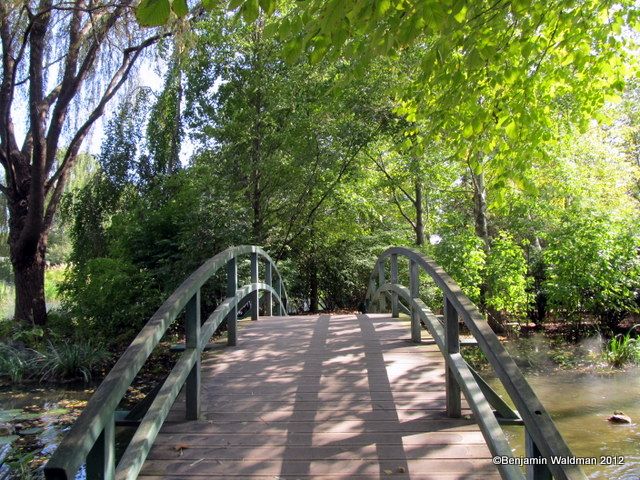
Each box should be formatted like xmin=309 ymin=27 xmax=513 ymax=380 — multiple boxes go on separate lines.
xmin=277 ymin=277 xmax=284 ymax=316
xmin=367 ymin=277 xmax=376 ymax=313
xmin=265 ymin=260 xmax=273 ymax=316
xmin=390 ymin=254 xmax=399 ymax=318
xmin=282 ymin=283 xmax=288 ymax=314
xmin=186 ymin=290 xmax=201 ymax=420
xmin=227 ymin=257 xmax=237 ymax=346
xmin=525 ymin=429 xmax=552 ymax=480
xmin=251 ymin=252 xmax=259 ymax=321
xmin=86 ymin=412 xmax=115 ymax=479
xmin=444 ymin=296 xmax=461 ymax=417
xmin=409 ymin=259 xmax=421 ymax=343
xmin=377 ymin=259 xmax=387 ymax=312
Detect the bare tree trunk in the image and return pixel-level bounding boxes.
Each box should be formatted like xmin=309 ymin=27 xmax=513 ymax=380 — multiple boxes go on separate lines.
xmin=415 ymin=180 xmax=424 ymax=246
xmin=470 ymin=168 xmax=505 ymax=332
xmin=471 ymin=170 xmax=490 ymax=254
xmin=12 ymin=235 xmax=47 ymax=326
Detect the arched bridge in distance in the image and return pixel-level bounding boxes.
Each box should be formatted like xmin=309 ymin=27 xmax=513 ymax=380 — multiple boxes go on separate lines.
xmin=44 ymin=245 xmax=586 ymax=480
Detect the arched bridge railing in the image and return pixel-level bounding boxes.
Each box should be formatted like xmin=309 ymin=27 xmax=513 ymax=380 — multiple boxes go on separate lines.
xmin=44 ymin=245 xmax=289 ymax=480
xmin=365 ymin=246 xmax=586 ymax=480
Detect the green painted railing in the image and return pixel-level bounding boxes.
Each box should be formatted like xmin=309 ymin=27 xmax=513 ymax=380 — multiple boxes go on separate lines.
xmin=365 ymin=246 xmax=587 ymax=480
xmin=44 ymin=246 xmax=289 ymax=480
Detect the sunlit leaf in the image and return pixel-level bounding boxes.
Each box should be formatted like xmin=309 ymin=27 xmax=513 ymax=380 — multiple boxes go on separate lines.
xmin=135 ymin=0 xmax=171 ymax=27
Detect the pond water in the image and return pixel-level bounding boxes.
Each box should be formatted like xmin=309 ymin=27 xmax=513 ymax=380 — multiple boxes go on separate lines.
xmin=483 ymin=334 xmax=640 ymax=480
xmin=0 ymin=386 xmax=93 ymax=478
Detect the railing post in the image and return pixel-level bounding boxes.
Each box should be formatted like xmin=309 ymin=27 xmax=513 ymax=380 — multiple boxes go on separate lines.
xmin=276 ymin=277 xmax=284 ymax=316
xmin=186 ymin=289 xmax=201 ymax=420
xmin=86 ymin=412 xmax=114 ymax=480
xmin=525 ymin=429 xmax=552 ymax=480
xmin=368 ymin=277 xmax=376 ymax=313
xmin=409 ymin=259 xmax=421 ymax=343
xmin=390 ymin=254 xmax=399 ymax=318
xmin=444 ymin=296 xmax=461 ymax=418
xmin=251 ymin=252 xmax=259 ymax=321
xmin=377 ymin=259 xmax=387 ymax=311
xmin=264 ymin=260 xmax=273 ymax=316
xmin=227 ymin=257 xmax=237 ymax=346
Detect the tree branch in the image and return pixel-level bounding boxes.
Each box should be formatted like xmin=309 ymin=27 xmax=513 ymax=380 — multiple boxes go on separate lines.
xmin=43 ymin=33 xmax=165 ymax=231
xmin=44 ymin=0 xmax=128 ymax=174
xmin=391 ymin=189 xmax=416 ymax=230
xmin=370 ymin=152 xmax=416 ymax=203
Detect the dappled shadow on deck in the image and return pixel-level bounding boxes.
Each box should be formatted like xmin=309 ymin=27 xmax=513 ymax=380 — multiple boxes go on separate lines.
xmin=139 ymin=314 xmax=499 ymax=479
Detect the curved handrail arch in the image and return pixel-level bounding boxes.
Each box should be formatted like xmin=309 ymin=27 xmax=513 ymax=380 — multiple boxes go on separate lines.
xmin=365 ymin=246 xmax=586 ymax=480
xmin=45 ymin=245 xmax=289 ymax=480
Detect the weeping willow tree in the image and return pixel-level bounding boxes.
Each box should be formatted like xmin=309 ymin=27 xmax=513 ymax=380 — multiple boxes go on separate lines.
xmin=0 ymin=0 xmax=175 ymax=326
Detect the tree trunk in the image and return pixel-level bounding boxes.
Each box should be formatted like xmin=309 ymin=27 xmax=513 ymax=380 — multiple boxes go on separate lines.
xmin=415 ymin=180 xmax=424 ymax=246
xmin=470 ymin=169 xmax=504 ymax=332
xmin=11 ymin=234 xmax=48 ymax=326
xmin=309 ymin=261 xmax=319 ymax=313
xmin=471 ymin=170 xmax=490 ymax=254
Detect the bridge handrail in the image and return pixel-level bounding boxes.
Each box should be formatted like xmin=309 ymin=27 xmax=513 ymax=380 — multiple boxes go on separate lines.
xmin=365 ymin=246 xmax=586 ymax=480
xmin=44 ymin=245 xmax=289 ymax=480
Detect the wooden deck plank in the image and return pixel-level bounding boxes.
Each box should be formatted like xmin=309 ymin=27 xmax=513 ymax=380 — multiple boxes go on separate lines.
xmin=139 ymin=314 xmax=498 ymax=479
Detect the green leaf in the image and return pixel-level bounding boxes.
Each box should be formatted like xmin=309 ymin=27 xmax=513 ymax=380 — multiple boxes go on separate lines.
xmin=259 ymin=0 xmax=275 ymax=15
xmin=505 ymin=120 xmax=517 ymax=140
xmin=376 ymin=0 xmax=391 ymax=17
xmin=454 ymin=5 xmax=468 ymax=23
xmin=229 ymin=0 xmax=244 ymax=9
xmin=135 ymin=0 xmax=171 ymax=27
xmin=242 ymin=0 xmax=260 ymax=22
xmin=171 ymin=0 xmax=188 ymax=18
xmin=202 ymin=0 xmax=217 ymax=9
xmin=463 ymin=124 xmax=473 ymax=138
xmin=283 ymin=37 xmax=303 ymax=64
xmin=263 ymin=21 xmax=279 ymax=38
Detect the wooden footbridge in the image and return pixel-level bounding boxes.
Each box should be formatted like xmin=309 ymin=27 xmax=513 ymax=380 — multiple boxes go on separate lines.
xmin=44 ymin=246 xmax=586 ymax=480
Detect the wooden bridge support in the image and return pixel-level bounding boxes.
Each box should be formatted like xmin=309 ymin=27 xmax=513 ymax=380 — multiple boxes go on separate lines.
xmin=185 ymin=290 xmax=201 ymax=421
xmin=264 ymin=260 xmax=273 ymax=316
xmin=525 ymin=430 xmax=553 ymax=480
xmin=409 ymin=259 xmax=421 ymax=343
xmin=377 ymin=259 xmax=386 ymax=312
xmin=227 ymin=258 xmax=237 ymax=346
xmin=251 ymin=252 xmax=259 ymax=321
xmin=86 ymin=412 xmax=114 ymax=479
xmin=390 ymin=254 xmax=399 ymax=318
xmin=444 ymin=296 xmax=461 ymax=418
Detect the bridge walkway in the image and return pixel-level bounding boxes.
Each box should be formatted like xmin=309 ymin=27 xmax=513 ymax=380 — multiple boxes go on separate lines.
xmin=138 ymin=314 xmax=500 ymax=479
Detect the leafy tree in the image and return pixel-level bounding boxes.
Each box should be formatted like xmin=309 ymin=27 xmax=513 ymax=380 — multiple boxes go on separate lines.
xmin=0 ymin=1 xmax=165 ymax=326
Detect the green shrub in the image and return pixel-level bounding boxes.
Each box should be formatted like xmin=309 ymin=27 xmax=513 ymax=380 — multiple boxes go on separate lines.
xmin=44 ymin=265 xmax=67 ymax=303
xmin=603 ymin=326 xmax=640 ymax=367
xmin=0 ymin=281 xmax=14 ymax=321
xmin=544 ymin=212 xmax=640 ymax=327
xmin=485 ymin=233 xmax=532 ymax=319
xmin=59 ymin=257 xmax=161 ymax=345
xmin=433 ymin=228 xmax=486 ymax=305
xmin=461 ymin=346 xmax=489 ymax=370
xmin=0 ymin=343 xmax=38 ymax=383
xmin=40 ymin=340 xmax=111 ymax=382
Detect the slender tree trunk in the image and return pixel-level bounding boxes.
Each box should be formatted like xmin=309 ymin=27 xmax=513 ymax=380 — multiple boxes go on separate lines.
xmin=471 ymin=170 xmax=490 ymax=254
xmin=470 ymin=168 xmax=504 ymax=332
xmin=415 ymin=180 xmax=424 ymax=246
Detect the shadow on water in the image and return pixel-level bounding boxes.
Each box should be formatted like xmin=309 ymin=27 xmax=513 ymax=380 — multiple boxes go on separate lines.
xmin=482 ymin=333 xmax=640 ymax=480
